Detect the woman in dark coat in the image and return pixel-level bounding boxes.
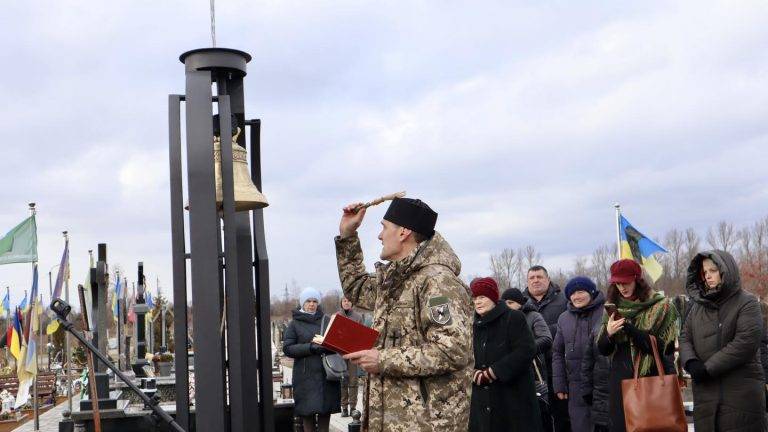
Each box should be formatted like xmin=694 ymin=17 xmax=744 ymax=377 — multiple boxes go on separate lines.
xmin=502 ymin=288 xmax=553 ymax=371
xmin=552 ymin=276 xmax=605 ymax=432
xmin=470 ymin=278 xmax=542 ymax=432
xmin=283 ymin=287 xmax=341 ymax=432
xmin=597 ymin=259 xmax=678 ymax=432
xmin=679 ymin=250 xmax=767 ymax=432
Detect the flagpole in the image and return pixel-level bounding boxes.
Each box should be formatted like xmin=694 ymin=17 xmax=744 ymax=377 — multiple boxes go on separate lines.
xmin=614 ymin=203 xmax=622 ymax=260
xmin=63 ymin=231 xmax=72 ymax=413
xmin=4 ymin=287 xmax=9 ymax=369
xmin=116 ymin=270 xmax=121 ymax=374
xmin=29 ymin=202 xmax=39 ymax=432
xmin=33 ymin=294 xmax=40 ymax=432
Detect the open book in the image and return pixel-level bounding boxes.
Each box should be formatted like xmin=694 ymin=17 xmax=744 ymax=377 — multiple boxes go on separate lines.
xmin=320 ymin=313 xmax=380 ymax=355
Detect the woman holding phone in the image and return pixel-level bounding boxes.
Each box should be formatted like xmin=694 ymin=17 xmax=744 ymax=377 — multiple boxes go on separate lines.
xmin=597 ymin=259 xmax=679 ymax=432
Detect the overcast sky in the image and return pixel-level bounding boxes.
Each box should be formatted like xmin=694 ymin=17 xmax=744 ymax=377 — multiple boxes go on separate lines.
xmin=1 ymin=1 xmax=766 ymax=306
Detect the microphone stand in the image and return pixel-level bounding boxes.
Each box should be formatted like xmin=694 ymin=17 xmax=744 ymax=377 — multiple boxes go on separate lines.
xmin=51 ymin=298 xmax=185 ymax=432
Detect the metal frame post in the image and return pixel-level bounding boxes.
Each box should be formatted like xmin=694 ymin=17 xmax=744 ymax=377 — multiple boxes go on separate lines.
xmin=168 ymin=93 xmax=190 ymax=430
xmin=184 ymin=67 xmax=228 ymax=432
xmin=248 ymin=119 xmax=275 ymax=430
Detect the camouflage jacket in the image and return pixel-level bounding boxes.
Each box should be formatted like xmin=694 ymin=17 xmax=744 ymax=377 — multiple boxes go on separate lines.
xmin=335 ymin=231 xmax=473 ymax=432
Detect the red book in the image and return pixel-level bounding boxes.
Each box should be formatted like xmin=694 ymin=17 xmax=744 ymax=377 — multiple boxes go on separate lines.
xmin=321 ymin=313 xmax=380 ymax=355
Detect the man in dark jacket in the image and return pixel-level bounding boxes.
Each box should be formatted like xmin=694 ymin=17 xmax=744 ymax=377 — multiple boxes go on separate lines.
xmin=524 ymin=265 xmax=569 ymax=432
xmin=679 ymin=250 xmax=768 ymax=432
xmin=336 ymin=296 xmax=364 ymax=417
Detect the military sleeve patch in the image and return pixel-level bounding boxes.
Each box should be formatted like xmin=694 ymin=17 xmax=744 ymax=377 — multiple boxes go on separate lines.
xmin=428 ymin=296 xmax=452 ymax=325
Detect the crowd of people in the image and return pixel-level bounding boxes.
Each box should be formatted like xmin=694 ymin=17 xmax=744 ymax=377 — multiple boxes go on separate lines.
xmin=282 ymin=196 xmax=768 ymax=432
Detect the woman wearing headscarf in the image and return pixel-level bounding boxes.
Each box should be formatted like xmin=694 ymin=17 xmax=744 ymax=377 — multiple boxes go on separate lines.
xmin=552 ymin=276 xmax=605 ymax=432
xmin=597 ymin=259 xmax=679 ymax=432
xmin=469 ymin=277 xmax=542 ymax=432
xmin=679 ymin=250 xmax=767 ymax=432
xmin=283 ymin=287 xmax=341 ymax=432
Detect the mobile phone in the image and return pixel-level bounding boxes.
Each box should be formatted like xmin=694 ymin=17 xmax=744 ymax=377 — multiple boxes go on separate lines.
xmin=604 ymin=303 xmax=622 ymax=319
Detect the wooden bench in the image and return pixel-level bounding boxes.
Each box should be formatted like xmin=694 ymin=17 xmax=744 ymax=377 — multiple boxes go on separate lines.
xmin=0 ymin=372 xmax=59 ymax=404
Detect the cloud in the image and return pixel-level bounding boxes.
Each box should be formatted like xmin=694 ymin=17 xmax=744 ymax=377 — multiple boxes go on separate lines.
xmin=1 ymin=1 xmax=766 ymax=303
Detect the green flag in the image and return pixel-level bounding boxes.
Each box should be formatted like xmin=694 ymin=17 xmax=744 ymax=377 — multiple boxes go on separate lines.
xmin=0 ymin=215 xmax=37 ymax=265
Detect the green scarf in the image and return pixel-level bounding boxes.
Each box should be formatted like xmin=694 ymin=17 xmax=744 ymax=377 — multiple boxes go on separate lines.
xmin=600 ymin=291 xmax=679 ymax=376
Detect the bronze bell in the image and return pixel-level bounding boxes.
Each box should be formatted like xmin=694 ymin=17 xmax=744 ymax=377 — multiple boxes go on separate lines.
xmin=213 ymin=127 xmax=269 ymax=211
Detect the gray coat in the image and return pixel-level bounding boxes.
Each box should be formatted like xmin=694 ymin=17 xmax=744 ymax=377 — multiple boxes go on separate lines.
xmin=521 ymin=300 xmax=553 ymax=377
xmin=552 ymin=291 xmax=606 ymax=432
xmin=283 ymin=307 xmax=341 ymax=417
xmin=679 ymin=250 xmax=767 ymax=432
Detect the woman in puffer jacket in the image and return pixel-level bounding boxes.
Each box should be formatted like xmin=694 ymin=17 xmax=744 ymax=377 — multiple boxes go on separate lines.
xmin=679 ymin=250 xmax=767 ymax=432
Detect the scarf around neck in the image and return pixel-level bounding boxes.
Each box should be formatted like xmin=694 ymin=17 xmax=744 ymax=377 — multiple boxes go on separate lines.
xmin=600 ymin=291 xmax=679 ymax=376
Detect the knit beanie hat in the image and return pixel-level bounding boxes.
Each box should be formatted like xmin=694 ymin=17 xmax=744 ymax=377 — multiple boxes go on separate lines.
xmin=470 ymin=278 xmax=499 ymax=304
xmin=299 ymin=287 xmax=322 ymax=309
xmin=501 ymin=288 xmax=526 ymax=305
xmin=564 ymin=276 xmax=598 ymax=300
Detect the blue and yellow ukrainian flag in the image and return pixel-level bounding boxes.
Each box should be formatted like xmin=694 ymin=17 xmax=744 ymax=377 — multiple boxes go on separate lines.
xmin=619 ymin=214 xmax=667 ymax=282
xmin=10 ymin=307 xmax=22 ymax=360
xmin=0 ymin=291 xmax=8 ymax=316
xmin=19 ymin=291 xmax=28 ymax=314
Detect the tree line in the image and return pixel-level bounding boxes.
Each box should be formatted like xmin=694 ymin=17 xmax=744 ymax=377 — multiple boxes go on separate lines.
xmin=487 ymin=216 xmax=768 ymax=299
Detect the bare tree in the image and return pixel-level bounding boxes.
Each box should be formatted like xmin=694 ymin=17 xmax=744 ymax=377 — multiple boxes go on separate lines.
xmin=739 ymin=216 xmax=768 ymax=298
xmin=549 ymin=269 xmax=569 ymax=290
xmin=573 ymin=256 xmax=589 ymax=276
xmin=489 ymin=248 xmax=517 ymax=291
xmin=321 ymin=290 xmax=341 ymax=314
xmin=663 ymin=229 xmax=685 ymax=281
xmin=706 ymin=220 xmax=738 ymax=254
xmin=520 ymin=245 xmax=542 ymax=272
xmin=590 ymin=244 xmax=613 ymax=289
xmin=515 ymin=253 xmax=525 ymax=290
xmin=683 ymin=228 xmax=701 ymax=266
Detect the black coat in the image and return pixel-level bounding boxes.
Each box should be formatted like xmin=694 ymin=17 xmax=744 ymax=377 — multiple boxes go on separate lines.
xmin=580 ymin=332 xmax=610 ymax=428
xmin=552 ymin=292 xmax=606 ymax=432
xmin=598 ymin=307 xmax=676 ymax=432
xmin=679 ymin=250 xmax=767 ymax=432
xmin=525 ymin=283 xmax=568 ymax=342
xmin=470 ymin=303 xmax=542 ymax=432
xmin=283 ymin=307 xmax=341 ymax=417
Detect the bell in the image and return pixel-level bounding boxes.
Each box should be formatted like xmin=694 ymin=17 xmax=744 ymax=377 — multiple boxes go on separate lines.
xmin=213 ymin=128 xmax=269 ymax=211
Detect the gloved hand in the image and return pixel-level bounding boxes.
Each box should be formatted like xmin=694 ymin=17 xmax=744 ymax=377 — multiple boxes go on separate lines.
xmin=583 ymin=393 xmax=593 ymax=406
xmin=685 ymin=359 xmax=710 ymax=382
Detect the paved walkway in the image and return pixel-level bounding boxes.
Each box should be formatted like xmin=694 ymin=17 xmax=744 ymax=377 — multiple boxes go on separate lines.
xmin=12 ymin=397 xmax=79 ymax=432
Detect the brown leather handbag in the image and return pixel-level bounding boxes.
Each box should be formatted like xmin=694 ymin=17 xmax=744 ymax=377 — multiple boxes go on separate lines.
xmin=621 ymin=335 xmax=687 ymax=432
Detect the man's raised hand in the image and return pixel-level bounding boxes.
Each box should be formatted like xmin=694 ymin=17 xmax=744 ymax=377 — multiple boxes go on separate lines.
xmin=340 ymin=202 xmax=366 ymax=238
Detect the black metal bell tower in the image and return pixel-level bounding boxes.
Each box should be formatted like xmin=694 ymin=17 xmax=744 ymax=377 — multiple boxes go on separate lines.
xmin=168 ymin=47 xmax=273 ymax=432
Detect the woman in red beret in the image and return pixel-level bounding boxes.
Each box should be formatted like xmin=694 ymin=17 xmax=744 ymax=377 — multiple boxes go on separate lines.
xmin=469 ymin=277 xmax=542 ymax=432
xmin=596 ymin=259 xmax=679 ymax=432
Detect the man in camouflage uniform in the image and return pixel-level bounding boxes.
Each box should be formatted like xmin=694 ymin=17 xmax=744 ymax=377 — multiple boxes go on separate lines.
xmin=337 ymin=197 xmax=473 ymax=432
